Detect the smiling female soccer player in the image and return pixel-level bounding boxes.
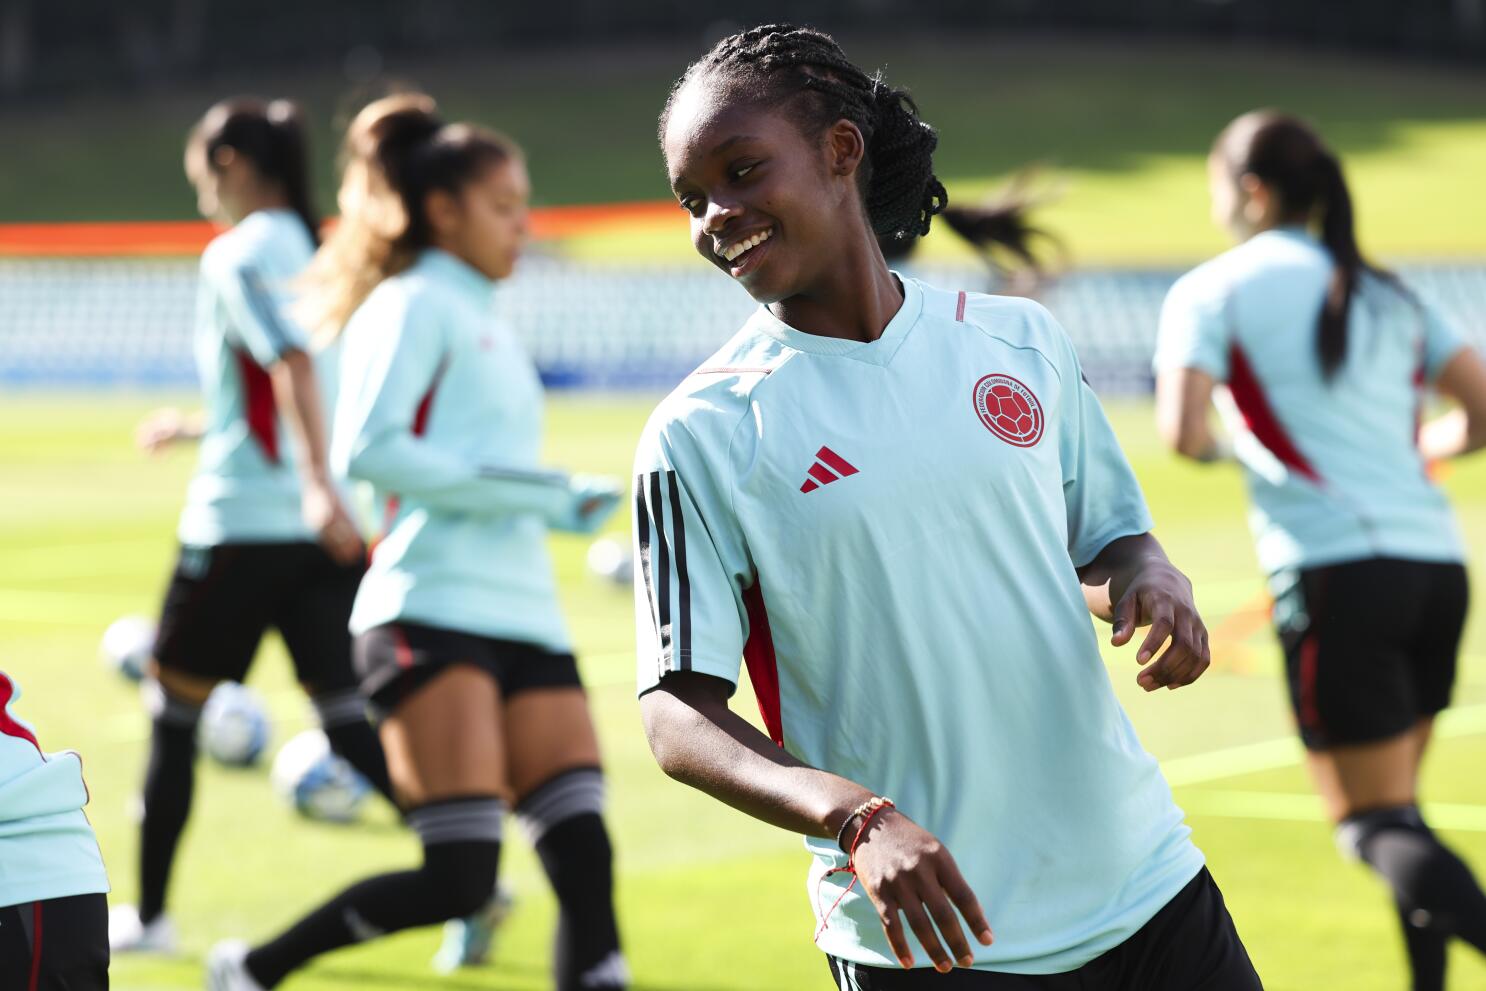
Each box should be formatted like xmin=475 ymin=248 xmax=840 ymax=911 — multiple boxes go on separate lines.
xmin=1156 ymin=110 xmax=1486 ymax=991
xmin=634 ymin=24 xmax=1259 ymax=990
xmin=206 ymin=93 xmax=628 ymax=991
xmin=111 ymin=98 xmax=393 ymax=956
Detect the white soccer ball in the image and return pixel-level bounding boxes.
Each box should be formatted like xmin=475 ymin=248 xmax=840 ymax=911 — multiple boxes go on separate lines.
xmin=271 ymin=729 xmax=371 ymax=823
xmin=586 ymin=537 xmax=633 ymax=586
xmin=199 ymin=682 xmax=270 ymax=768
xmin=100 ymin=615 xmax=155 ymax=683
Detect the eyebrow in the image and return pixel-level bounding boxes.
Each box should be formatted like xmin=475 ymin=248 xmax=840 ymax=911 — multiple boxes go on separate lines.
xmin=669 ymin=134 xmax=762 ymax=194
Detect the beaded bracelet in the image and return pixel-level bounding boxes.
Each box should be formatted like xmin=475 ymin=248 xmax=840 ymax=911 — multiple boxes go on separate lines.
xmin=834 ymin=795 xmax=895 ymax=853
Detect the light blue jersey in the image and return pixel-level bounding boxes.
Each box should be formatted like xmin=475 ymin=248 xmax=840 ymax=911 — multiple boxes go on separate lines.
xmin=633 ymin=278 xmax=1203 ymax=974
xmin=179 ymin=208 xmax=318 ymax=546
xmin=1155 ymin=227 xmax=1468 ymax=575
xmin=333 ymin=249 xmax=582 ymax=647
xmin=0 ymin=672 xmax=109 ymax=909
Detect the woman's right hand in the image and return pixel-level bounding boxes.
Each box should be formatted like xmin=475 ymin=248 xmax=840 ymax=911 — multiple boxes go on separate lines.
xmin=849 ymin=809 xmax=994 ymax=972
xmin=136 ymin=407 xmax=200 ymax=454
xmin=302 ymin=479 xmax=366 ymax=565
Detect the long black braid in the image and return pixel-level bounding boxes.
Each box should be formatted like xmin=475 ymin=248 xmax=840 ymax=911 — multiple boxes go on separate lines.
xmin=661 ymin=24 xmax=947 ymax=249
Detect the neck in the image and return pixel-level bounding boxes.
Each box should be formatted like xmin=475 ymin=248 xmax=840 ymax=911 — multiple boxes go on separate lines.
xmin=768 ymin=227 xmax=903 ymax=343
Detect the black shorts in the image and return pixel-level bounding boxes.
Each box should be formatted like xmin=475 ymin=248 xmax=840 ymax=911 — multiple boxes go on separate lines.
xmin=826 ymin=868 xmax=1259 ymax=990
xmin=353 ymin=620 xmax=584 ymax=718
xmin=154 ymin=541 xmax=364 ymax=692
xmin=0 ymin=893 xmax=109 ymax=990
xmin=1272 ymin=557 xmax=1468 ymax=750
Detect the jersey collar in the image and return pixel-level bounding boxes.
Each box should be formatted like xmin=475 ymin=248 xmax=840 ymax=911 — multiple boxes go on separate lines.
xmin=747 ymin=273 xmax=923 ymax=366
xmin=417 ymin=248 xmax=497 ymax=299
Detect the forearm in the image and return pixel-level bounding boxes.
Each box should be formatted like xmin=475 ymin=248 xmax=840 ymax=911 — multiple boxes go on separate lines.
xmin=1077 ymin=532 xmax=1171 ymax=623
xmin=642 ymin=682 xmax=872 ymax=842
xmin=269 ymin=350 xmax=333 ymax=483
xmin=346 ymin=433 xmax=572 ymax=519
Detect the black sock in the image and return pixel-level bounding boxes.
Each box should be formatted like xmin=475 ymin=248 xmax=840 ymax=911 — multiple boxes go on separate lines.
xmin=311 ymin=689 xmax=395 ymax=806
xmin=518 ymin=769 xmax=626 ymax=990
xmin=1340 ymin=806 xmax=1486 ymax=967
xmin=245 ymin=798 xmax=503 ymax=988
xmin=138 ymin=685 xmax=201 ymax=924
xmin=1394 ymin=896 xmax=1448 ymax=991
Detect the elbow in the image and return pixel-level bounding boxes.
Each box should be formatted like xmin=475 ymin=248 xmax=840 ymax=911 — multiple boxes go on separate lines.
xmin=639 ymin=690 xmax=698 ymax=781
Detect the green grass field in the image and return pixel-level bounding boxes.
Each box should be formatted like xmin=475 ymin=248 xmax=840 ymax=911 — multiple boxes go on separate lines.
xmin=3 ymin=38 xmax=1485 ymax=262
xmin=3 ymin=392 xmax=1486 ymax=990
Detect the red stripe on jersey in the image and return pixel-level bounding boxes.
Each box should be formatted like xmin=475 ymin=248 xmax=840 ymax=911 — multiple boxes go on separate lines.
xmin=1297 ymin=633 xmax=1322 ymax=733
xmin=816 ymin=447 xmax=858 ymax=477
xmin=1226 ymin=344 xmax=1321 ymax=483
xmin=371 ymin=358 xmax=448 ymax=560
xmin=743 ymin=582 xmax=785 ymax=748
xmin=234 ymin=348 xmax=280 ymax=465
xmin=28 ymin=901 xmax=43 ymax=991
xmin=806 ymin=462 xmax=839 ymax=486
xmin=0 ymin=672 xmax=42 ymax=754
xmin=955 ymin=291 xmax=967 ymax=322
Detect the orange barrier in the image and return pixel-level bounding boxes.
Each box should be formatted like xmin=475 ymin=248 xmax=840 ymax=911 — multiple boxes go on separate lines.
xmin=0 ymin=200 xmax=683 ymax=256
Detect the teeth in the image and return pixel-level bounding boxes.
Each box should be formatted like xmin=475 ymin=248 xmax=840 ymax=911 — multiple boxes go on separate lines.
xmin=722 ymin=228 xmax=772 ymax=263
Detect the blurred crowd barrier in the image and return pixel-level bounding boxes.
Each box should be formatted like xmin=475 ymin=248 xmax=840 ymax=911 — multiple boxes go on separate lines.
xmin=1 ymin=256 xmax=1482 ymax=394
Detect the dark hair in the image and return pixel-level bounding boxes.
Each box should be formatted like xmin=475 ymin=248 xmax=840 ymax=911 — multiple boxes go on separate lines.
xmin=1214 ymin=110 xmax=1394 ymax=380
xmin=879 ymin=170 xmax=1063 ymax=285
xmin=189 ymin=97 xmax=320 ymax=245
xmin=301 ymin=92 xmax=518 ymax=335
xmin=661 ymin=23 xmax=947 ymax=250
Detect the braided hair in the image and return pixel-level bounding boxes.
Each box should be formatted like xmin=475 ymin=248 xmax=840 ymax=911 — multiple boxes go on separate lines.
xmin=661 ymin=24 xmax=947 ymax=250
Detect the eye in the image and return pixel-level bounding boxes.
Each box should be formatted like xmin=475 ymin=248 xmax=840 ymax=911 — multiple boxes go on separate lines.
xmin=731 ymin=162 xmax=758 ymax=181
xmin=678 ymin=195 xmax=704 ymax=217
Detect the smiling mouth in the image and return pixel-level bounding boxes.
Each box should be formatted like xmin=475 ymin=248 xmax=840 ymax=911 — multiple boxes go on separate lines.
xmin=716 ymin=227 xmax=774 ymax=278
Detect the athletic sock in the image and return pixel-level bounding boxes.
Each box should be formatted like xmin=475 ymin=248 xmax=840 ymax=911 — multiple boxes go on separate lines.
xmin=311 ymin=688 xmax=395 ymax=805
xmin=138 ymin=681 xmax=202 ymax=924
xmin=517 ymin=768 xmax=627 ymax=990
xmin=244 ymin=797 xmax=503 ymax=988
xmin=1338 ymin=806 xmax=1486 ymax=966
xmin=1394 ymin=896 xmax=1448 ymax=991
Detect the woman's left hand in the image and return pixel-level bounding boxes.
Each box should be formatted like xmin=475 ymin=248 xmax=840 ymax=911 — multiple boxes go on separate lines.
xmin=1109 ymin=559 xmax=1210 ymax=692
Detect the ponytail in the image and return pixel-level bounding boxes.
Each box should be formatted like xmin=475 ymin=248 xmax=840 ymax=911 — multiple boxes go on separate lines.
xmin=662 ymin=24 xmax=947 ymax=250
xmin=1214 ymin=111 xmax=1397 ymax=381
xmin=189 ymin=97 xmax=320 ymax=244
xmin=297 ymin=93 xmax=517 ymax=339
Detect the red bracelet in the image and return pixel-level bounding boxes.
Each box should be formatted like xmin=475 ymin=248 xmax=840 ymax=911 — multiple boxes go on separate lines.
xmin=815 ymin=797 xmax=895 ymax=941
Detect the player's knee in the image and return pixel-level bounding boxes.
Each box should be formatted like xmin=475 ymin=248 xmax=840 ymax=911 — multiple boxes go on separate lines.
xmin=1336 ymin=805 xmax=1428 ymax=863
xmin=408 ymin=797 xmax=506 ymax=917
xmin=152 ymin=667 xmax=216 ymax=707
xmin=518 ymin=768 xmax=611 ymax=889
xmin=144 ymin=678 xmax=204 ymax=735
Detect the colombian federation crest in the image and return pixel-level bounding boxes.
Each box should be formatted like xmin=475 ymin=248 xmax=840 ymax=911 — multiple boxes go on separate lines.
xmin=973 ymin=373 xmax=1044 ymax=447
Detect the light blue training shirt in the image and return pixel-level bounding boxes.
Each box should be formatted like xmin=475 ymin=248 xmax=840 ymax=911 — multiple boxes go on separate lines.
xmin=633 ymin=277 xmax=1204 ymax=974
xmin=1156 ymin=226 xmax=1468 ymax=575
xmin=179 ymin=208 xmax=321 ymax=546
xmin=0 ymin=671 xmax=109 ymax=909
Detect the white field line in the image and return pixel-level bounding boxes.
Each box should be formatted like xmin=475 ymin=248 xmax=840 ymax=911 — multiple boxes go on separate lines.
xmin=1163 ymin=702 xmax=1486 ymax=788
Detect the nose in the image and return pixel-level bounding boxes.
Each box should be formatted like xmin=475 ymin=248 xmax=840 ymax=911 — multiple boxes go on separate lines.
xmin=702 ymin=197 xmax=742 ymax=235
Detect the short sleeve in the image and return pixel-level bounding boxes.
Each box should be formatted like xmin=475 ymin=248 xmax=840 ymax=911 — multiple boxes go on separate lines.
xmin=633 ymin=412 xmax=752 ymax=697
xmin=1420 ymin=298 xmax=1469 ymax=381
xmin=1154 ymin=270 xmax=1231 ymax=381
xmin=1055 ymin=326 xmax=1156 ymax=567
xmin=207 ymin=256 xmax=309 ymax=367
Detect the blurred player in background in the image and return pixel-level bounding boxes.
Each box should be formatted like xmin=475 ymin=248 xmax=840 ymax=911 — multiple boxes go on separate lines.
xmin=1155 ymin=110 xmax=1486 ymax=991
xmin=637 ymin=24 xmax=1260 ymax=989
xmin=206 ymin=93 xmax=628 ymax=991
xmin=112 ymin=97 xmax=394 ymax=955
xmin=0 ymin=670 xmax=110 ymax=989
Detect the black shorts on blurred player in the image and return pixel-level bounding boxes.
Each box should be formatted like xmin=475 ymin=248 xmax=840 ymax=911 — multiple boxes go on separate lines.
xmin=354 ymin=620 xmax=583 ymax=718
xmin=153 ymin=541 xmax=365 ymax=690
xmin=1271 ymin=557 xmax=1468 ymax=750
xmin=825 ymin=867 xmax=1260 ymax=989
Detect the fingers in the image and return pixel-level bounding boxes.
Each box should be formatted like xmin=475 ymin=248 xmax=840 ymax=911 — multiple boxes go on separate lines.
xmin=1135 ymin=603 xmax=1174 ymax=666
xmin=900 ymin=900 xmax=954 ymax=974
xmin=1137 ymin=613 xmax=1212 ymax=692
xmin=1110 ymin=589 xmax=1140 ymax=647
xmin=874 ymin=898 xmax=916 ymax=970
xmin=922 ymin=887 xmax=976 ymax=969
xmin=938 ymin=864 xmax=994 ymax=948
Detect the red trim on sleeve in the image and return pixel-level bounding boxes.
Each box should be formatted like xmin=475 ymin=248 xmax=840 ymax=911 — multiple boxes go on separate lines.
xmin=742 ymin=582 xmax=785 ymax=748
xmin=0 ymin=673 xmax=42 ymax=754
xmin=233 ymin=347 xmax=280 ymax=465
xmin=1226 ymin=343 xmax=1321 ymax=483
xmin=955 ymin=291 xmax=967 ymax=322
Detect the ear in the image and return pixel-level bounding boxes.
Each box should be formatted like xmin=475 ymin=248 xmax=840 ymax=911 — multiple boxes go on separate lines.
xmin=1239 ymin=172 xmax=1270 ymax=217
xmin=824 ymin=119 xmax=866 ymax=180
xmin=424 ymin=188 xmax=463 ymax=239
xmin=211 ymin=146 xmax=237 ymax=170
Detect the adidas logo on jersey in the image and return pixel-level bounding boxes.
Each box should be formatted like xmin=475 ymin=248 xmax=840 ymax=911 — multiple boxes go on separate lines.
xmin=799 ymin=446 xmax=859 ymax=493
